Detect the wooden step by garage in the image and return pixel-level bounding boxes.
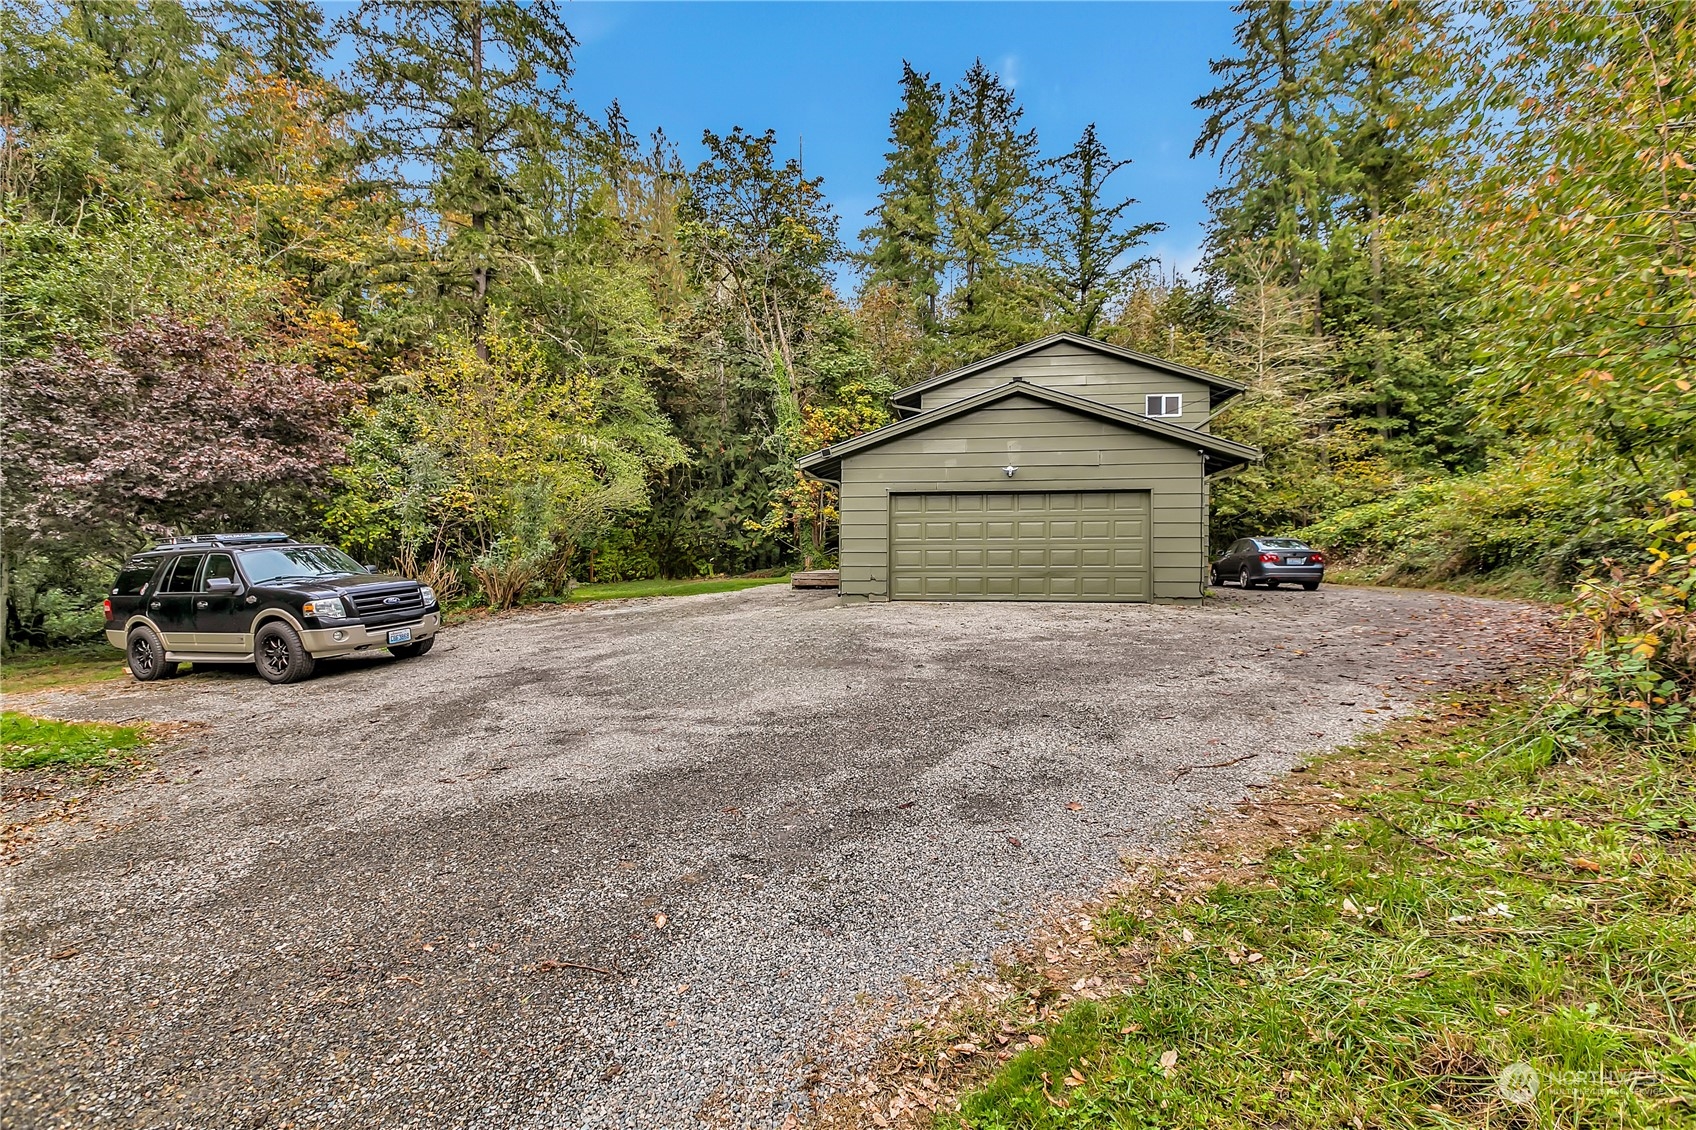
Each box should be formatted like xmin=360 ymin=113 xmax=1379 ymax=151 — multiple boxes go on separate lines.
xmin=790 ymin=570 xmax=841 ymax=589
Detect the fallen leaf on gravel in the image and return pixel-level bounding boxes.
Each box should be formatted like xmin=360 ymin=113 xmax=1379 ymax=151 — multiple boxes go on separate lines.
xmin=676 ymin=982 xmax=690 ymax=994
xmin=1066 ymin=802 xmax=1083 ymax=812
xmin=50 ymin=947 xmax=79 ymax=960
xmin=653 ymin=912 xmax=669 ymax=930
xmin=1007 ymin=836 xmax=1023 ymax=848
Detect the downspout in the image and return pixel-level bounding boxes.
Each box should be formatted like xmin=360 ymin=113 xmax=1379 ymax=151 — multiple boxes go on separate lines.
xmin=1199 ymin=449 xmax=1209 ymax=597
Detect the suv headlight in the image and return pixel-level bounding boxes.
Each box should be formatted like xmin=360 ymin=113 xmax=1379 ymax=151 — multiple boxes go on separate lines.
xmin=302 ymin=597 xmax=346 ymax=620
xmin=419 ymin=585 xmax=437 ymax=607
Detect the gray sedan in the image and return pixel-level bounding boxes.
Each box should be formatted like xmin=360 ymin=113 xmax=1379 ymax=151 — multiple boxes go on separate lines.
xmin=1211 ymin=537 xmax=1326 ymax=590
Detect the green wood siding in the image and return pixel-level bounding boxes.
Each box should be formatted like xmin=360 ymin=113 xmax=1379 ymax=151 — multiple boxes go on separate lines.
xmin=916 ymin=340 xmax=1214 ymax=431
xmin=890 ymin=491 xmax=1150 ymax=601
xmin=837 ymin=395 xmax=1206 ymax=602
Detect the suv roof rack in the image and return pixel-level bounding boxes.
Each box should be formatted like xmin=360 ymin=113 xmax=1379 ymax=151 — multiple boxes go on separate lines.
xmin=154 ymin=532 xmax=296 ymax=548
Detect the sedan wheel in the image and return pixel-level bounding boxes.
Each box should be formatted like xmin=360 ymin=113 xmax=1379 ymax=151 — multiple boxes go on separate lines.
xmin=1239 ymin=566 xmax=1254 ymax=589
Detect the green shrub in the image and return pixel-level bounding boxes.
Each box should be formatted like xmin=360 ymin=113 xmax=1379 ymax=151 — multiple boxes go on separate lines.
xmin=1552 ymin=491 xmax=1696 ymax=745
xmin=1299 ymin=460 xmax=1652 ymax=588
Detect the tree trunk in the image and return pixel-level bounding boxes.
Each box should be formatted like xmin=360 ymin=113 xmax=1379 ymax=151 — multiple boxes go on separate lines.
xmin=468 ymin=4 xmax=491 ymax=362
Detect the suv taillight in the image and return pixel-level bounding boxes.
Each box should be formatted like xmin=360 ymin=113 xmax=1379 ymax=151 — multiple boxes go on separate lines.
xmin=102 ymin=598 xmax=113 ymax=620
xmin=1259 ymin=552 xmax=1281 ymax=563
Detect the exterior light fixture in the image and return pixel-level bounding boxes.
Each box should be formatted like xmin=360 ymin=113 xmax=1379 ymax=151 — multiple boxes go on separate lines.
xmin=1003 ymin=464 xmax=1019 ymax=477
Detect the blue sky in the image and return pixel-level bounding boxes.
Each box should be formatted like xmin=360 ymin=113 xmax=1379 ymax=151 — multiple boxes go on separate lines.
xmin=563 ymin=1 xmax=1239 ymax=284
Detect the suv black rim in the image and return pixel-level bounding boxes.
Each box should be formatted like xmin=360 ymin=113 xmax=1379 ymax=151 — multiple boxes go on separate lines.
xmin=131 ymin=636 xmax=157 ymax=676
xmin=261 ymin=635 xmax=290 ymax=676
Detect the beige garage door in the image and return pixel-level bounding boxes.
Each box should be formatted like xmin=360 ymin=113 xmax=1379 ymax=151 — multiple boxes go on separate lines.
xmin=889 ymin=491 xmax=1150 ymax=601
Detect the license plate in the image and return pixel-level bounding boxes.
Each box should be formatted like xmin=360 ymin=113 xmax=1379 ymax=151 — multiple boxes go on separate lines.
xmin=1287 ymin=557 xmax=1307 ymax=566
xmin=387 ymin=628 xmax=412 ymax=645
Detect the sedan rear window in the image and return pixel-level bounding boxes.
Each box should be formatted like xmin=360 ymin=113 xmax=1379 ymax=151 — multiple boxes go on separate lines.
xmin=1259 ymin=538 xmax=1310 ymax=549
xmin=238 ymin=545 xmax=364 ymax=584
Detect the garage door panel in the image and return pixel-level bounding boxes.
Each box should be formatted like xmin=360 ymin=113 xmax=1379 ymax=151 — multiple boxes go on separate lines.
xmin=890 ymin=491 xmax=1151 ymax=602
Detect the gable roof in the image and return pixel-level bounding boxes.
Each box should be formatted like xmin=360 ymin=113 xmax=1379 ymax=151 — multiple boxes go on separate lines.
xmin=890 ymin=332 xmax=1247 ymax=412
xmin=798 ymin=379 xmax=1261 ymax=480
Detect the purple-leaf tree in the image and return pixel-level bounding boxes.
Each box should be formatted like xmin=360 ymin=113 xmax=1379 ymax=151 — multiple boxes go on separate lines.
xmin=3 ymin=316 xmax=352 ymax=553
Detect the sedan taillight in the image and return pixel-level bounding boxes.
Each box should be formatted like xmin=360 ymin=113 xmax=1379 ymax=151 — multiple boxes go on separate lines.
xmin=1259 ymin=552 xmax=1281 ymax=563
xmin=1309 ymin=552 xmax=1327 ymax=565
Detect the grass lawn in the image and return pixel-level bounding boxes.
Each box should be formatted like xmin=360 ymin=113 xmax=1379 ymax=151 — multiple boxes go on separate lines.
xmin=561 ymin=573 xmax=789 ymax=603
xmin=1324 ymin=565 xmax=1569 ymax=604
xmin=1 ymin=711 xmax=148 ymax=772
xmin=0 ymin=643 xmax=127 ymax=695
xmin=905 ymin=697 xmax=1696 ymax=1128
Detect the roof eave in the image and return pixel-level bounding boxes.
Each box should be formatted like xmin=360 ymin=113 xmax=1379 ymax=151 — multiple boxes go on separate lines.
xmin=797 ymin=379 xmax=1261 ymax=473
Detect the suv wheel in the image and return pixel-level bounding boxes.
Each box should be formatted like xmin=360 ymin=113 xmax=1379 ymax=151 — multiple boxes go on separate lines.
xmin=126 ymin=625 xmax=177 ymax=682
xmin=255 ymin=622 xmax=316 ymax=685
xmin=389 ymin=637 xmax=434 ymax=660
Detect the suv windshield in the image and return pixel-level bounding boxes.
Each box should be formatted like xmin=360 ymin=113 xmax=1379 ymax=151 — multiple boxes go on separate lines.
xmin=1259 ymin=538 xmax=1310 ymax=549
xmin=238 ymin=545 xmax=364 ymax=584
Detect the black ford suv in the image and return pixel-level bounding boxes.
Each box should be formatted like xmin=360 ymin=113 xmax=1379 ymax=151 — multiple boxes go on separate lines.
xmin=103 ymin=533 xmax=442 ymax=685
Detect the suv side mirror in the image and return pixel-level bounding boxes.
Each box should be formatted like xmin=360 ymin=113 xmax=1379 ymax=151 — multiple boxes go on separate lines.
xmin=207 ymin=577 xmax=238 ymax=592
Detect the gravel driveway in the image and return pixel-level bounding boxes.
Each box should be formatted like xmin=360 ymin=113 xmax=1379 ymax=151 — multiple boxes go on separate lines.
xmin=2 ymin=584 xmax=1554 ymax=1129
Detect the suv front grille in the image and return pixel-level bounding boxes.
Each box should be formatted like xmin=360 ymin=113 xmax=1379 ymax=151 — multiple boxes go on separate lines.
xmin=344 ymin=583 xmax=426 ymax=622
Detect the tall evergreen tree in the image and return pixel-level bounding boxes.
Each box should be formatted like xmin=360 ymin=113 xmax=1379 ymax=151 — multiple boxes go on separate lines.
xmin=860 ymin=62 xmax=945 ymax=328
xmin=208 ymin=0 xmax=334 ymax=82
xmin=941 ymin=59 xmax=1043 ymax=355
xmin=343 ymin=0 xmax=577 ymax=358
xmin=1039 ymin=123 xmax=1164 ymax=336
xmin=1320 ymin=0 xmax=1468 ymax=458
xmin=1192 ymin=0 xmax=1335 ymax=296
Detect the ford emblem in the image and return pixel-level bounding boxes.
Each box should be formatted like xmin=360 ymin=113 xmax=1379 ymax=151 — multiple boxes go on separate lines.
xmin=383 ymin=596 xmax=402 ymax=606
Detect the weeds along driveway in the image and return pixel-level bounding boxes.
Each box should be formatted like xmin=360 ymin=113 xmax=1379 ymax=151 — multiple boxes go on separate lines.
xmin=1 ymin=585 xmax=1555 ymax=1130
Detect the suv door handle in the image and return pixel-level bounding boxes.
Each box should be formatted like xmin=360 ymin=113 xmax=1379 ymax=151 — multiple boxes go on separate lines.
xmin=196 ymin=600 xmax=209 ymax=609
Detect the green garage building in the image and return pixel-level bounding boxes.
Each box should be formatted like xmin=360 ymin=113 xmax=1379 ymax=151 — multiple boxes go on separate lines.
xmin=798 ymin=333 xmax=1260 ymax=603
